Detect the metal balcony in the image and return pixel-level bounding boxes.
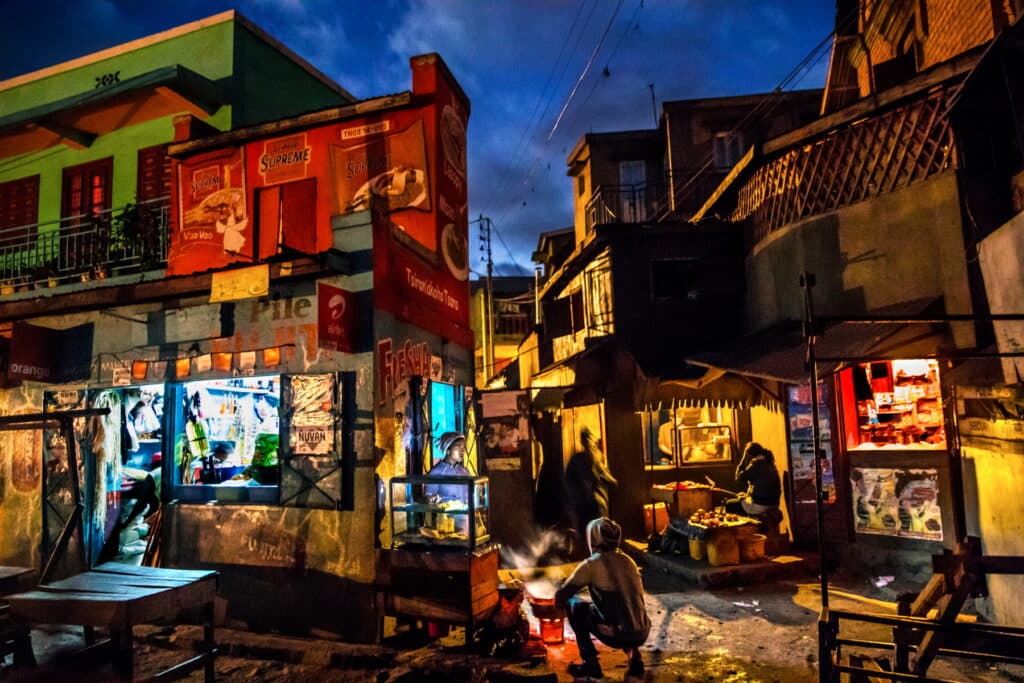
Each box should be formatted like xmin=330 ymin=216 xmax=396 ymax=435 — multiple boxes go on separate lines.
xmin=0 ymin=198 xmax=169 ymax=292
xmin=585 ymin=182 xmax=666 ymax=232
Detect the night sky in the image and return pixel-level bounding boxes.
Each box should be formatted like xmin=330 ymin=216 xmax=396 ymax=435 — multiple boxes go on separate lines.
xmin=0 ymin=0 xmax=835 ymax=276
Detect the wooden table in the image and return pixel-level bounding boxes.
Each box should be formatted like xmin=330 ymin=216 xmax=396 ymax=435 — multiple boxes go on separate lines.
xmin=1 ymin=566 xmax=37 ymax=667
xmin=0 ymin=567 xmax=34 ymax=597
xmin=6 ymin=563 xmax=218 ymax=681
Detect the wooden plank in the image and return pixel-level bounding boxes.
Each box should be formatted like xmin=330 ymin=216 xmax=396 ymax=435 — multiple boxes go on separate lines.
xmin=764 ymin=51 xmax=980 ymax=156
xmin=93 ymin=563 xmax=216 ymax=581
xmin=909 ymin=575 xmax=947 ymax=617
xmin=140 ymin=650 xmax=218 ymax=683
xmin=8 ymin=590 xmax=126 ymax=626
xmin=913 ymin=572 xmax=977 ymax=675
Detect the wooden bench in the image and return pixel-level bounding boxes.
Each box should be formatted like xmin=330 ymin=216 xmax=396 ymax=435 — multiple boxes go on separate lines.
xmin=6 ymin=563 xmax=218 ymax=682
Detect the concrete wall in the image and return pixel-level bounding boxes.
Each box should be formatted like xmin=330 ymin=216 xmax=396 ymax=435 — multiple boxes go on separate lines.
xmin=961 ymin=436 xmax=1024 ymax=625
xmin=745 ymin=173 xmax=973 ymax=344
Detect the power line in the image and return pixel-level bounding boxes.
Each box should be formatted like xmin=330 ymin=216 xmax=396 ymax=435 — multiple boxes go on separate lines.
xmin=491 ymin=0 xmax=598 ymax=206
xmin=547 ymin=0 xmax=626 ymax=142
xmin=673 ymin=5 xmax=859 ymax=213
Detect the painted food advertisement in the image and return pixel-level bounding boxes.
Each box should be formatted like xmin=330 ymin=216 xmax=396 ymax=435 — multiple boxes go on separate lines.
xmin=850 ymin=467 xmax=942 ymax=541
xmin=286 ymin=374 xmax=335 ymax=455
xmin=170 ymin=148 xmax=249 ymax=274
xmin=331 ymin=120 xmax=431 ymax=228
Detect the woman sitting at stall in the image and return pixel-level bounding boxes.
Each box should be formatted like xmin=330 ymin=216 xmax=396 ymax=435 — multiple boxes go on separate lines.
xmin=728 ymin=442 xmax=782 ymax=517
xmin=426 ymin=431 xmax=470 ymax=502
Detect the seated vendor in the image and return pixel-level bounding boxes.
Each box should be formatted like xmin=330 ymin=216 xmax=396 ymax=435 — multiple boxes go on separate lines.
xmin=426 ymin=431 xmax=470 ymax=502
xmin=727 ymin=442 xmax=781 ymax=517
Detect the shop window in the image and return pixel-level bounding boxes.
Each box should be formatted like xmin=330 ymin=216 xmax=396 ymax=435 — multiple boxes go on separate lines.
xmin=0 ymin=175 xmax=40 ymax=251
xmin=642 ymin=404 xmax=734 ymax=469
xmin=840 ymin=359 xmax=945 ymax=450
xmin=174 ymin=375 xmax=281 ymax=504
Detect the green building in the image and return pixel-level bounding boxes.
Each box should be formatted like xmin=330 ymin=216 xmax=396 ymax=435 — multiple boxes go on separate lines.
xmin=0 ymin=10 xmax=353 ymax=288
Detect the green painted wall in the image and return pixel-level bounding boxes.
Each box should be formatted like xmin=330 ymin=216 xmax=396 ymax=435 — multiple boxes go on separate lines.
xmin=0 ymin=14 xmax=349 ymax=272
xmin=231 ymin=23 xmax=352 ymax=127
xmin=0 ymin=21 xmax=236 ymax=118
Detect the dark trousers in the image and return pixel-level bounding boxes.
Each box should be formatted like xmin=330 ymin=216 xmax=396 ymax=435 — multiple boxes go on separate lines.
xmin=567 ymin=597 xmax=644 ymax=661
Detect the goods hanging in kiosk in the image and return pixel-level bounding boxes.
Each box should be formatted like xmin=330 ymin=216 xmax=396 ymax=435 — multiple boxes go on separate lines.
xmin=834 ymin=359 xmax=947 ymax=543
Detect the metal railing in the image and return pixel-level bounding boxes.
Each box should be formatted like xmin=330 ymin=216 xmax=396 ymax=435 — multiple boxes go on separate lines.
xmin=0 ymin=197 xmax=169 ymax=291
xmin=584 ymin=169 xmax=732 ymax=231
xmin=585 ymin=182 xmax=667 ymax=232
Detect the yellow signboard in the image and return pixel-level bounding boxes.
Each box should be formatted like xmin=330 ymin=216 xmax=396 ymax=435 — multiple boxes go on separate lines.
xmin=210 ymin=264 xmax=270 ymax=303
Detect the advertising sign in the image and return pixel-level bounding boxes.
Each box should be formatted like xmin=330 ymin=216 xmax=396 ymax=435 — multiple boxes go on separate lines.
xmin=317 ymin=282 xmax=357 ymax=353
xmin=850 ymin=466 xmax=942 ymax=541
xmin=331 ymin=119 xmax=431 ymax=224
xmin=170 ymin=148 xmax=249 ymax=275
xmin=259 ymin=133 xmax=311 ymax=185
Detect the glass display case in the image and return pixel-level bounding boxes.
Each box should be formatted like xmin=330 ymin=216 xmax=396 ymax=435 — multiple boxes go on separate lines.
xmin=389 ymin=475 xmax=490 ymax=550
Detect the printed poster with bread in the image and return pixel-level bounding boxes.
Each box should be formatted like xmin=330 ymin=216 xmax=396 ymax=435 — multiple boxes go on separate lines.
xmin=170 ymin=148 xmax=250 ymax=276
xmin=330 ymin=119 xmax=432 ymax=245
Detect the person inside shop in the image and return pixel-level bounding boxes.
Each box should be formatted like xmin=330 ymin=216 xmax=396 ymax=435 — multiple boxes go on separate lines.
xmin=565 ymin=426 xmax=617 ymax=559
xmin=426 ymin=431 xmax=471 ymax=502
xmin=727 ymin=441 xmax=782 ymax=517
xmin=555 ymin=517 xmax=650 ymax=680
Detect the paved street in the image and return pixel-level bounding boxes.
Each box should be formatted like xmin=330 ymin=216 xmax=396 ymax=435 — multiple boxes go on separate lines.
xmin=6 ymin=571 xmax=1021 ymax=682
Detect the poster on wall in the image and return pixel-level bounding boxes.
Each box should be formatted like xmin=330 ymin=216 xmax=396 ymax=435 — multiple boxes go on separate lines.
xmin=331 ymin=120 xmax=431 ymax=227
xmin=170 ymin=148 xmax=249 ymax=275
xmin=850 ymin=466 xmax=942 ymax=541
xmin=317 ymin=282 xmax=357 ymax=353
xmin=285 ymin=374 xmax=336 ymax=455
xmin=788 ymin=383 xmax=836 ymax=504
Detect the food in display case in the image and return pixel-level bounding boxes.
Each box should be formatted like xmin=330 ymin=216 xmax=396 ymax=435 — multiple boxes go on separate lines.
xmin=390 ymin=475 xmax=490 ymax=549
xmin=848 ymin=359 xmax=945 ymax=450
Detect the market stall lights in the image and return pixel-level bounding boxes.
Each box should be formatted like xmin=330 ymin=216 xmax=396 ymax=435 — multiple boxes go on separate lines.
xmin=112 ymin=344 xmax=293 ymax=382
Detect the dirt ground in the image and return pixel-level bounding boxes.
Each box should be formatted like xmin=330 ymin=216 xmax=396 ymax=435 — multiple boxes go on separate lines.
xmin=3 ymin=571 xmax=1022 ymax=682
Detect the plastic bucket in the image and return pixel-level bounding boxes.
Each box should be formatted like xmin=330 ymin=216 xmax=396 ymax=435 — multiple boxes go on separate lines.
xmin=739 ymin=533 xmax=767 ymax=562
xmin=706 ymin=530 xmax=739 ymax=566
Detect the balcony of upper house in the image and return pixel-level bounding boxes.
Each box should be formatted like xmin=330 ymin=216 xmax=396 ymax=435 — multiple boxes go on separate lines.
xmin=0 ymin=197 xmax=170 ymax=296
xmin=583 ymin=167 xmax=732 ymax=233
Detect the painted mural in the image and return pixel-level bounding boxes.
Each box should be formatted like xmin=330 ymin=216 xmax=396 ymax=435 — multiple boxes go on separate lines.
xmin=0 ymin=385 xmax=44 ymax=567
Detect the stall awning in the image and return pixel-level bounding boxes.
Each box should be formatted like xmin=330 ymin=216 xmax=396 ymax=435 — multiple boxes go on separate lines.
xmin=531 ymin=386 xmax=570 ymax=412
xmin=689 ymin=316 xmax=952 ymax=385
xmin=0 ymin=65 xmax=223 ymax=160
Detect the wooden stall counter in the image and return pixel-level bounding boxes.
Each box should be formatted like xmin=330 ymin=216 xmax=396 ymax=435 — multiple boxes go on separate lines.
xmin=376 ymin=545 xmax=500 ymax=644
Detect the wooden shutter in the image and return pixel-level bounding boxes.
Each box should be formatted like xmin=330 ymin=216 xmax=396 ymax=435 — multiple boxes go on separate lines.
xmin=136 ymin=145 xmax=172 ymax=203
xmin=0 ymin=175 xmax=39 ymax=248
xmin=280 ymin=178 xmax=317 ymax=255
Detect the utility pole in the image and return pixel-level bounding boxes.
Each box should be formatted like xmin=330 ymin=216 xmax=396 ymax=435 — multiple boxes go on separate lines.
xmin=478 ymin=215 xmax=494 ymax=384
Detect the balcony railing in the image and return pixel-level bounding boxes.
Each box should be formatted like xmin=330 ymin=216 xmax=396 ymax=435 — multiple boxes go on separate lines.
xmin=585 ymin=182 xmax=666 ymax=232
xmin=0 ymin=197 xmax=169 ymax=291
xmin=584 ymin=169 xmax=732 ymax=231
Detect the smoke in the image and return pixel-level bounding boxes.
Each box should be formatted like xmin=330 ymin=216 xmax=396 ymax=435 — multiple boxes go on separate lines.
xmin=500 ymin=527 xmax=569 ymax=600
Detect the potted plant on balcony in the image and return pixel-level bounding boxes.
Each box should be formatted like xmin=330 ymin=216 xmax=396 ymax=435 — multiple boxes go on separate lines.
xmin=30 ymin=261 xmax=59 ymax=289
xmin=112 ymin=200 xmax=163 ymax=271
